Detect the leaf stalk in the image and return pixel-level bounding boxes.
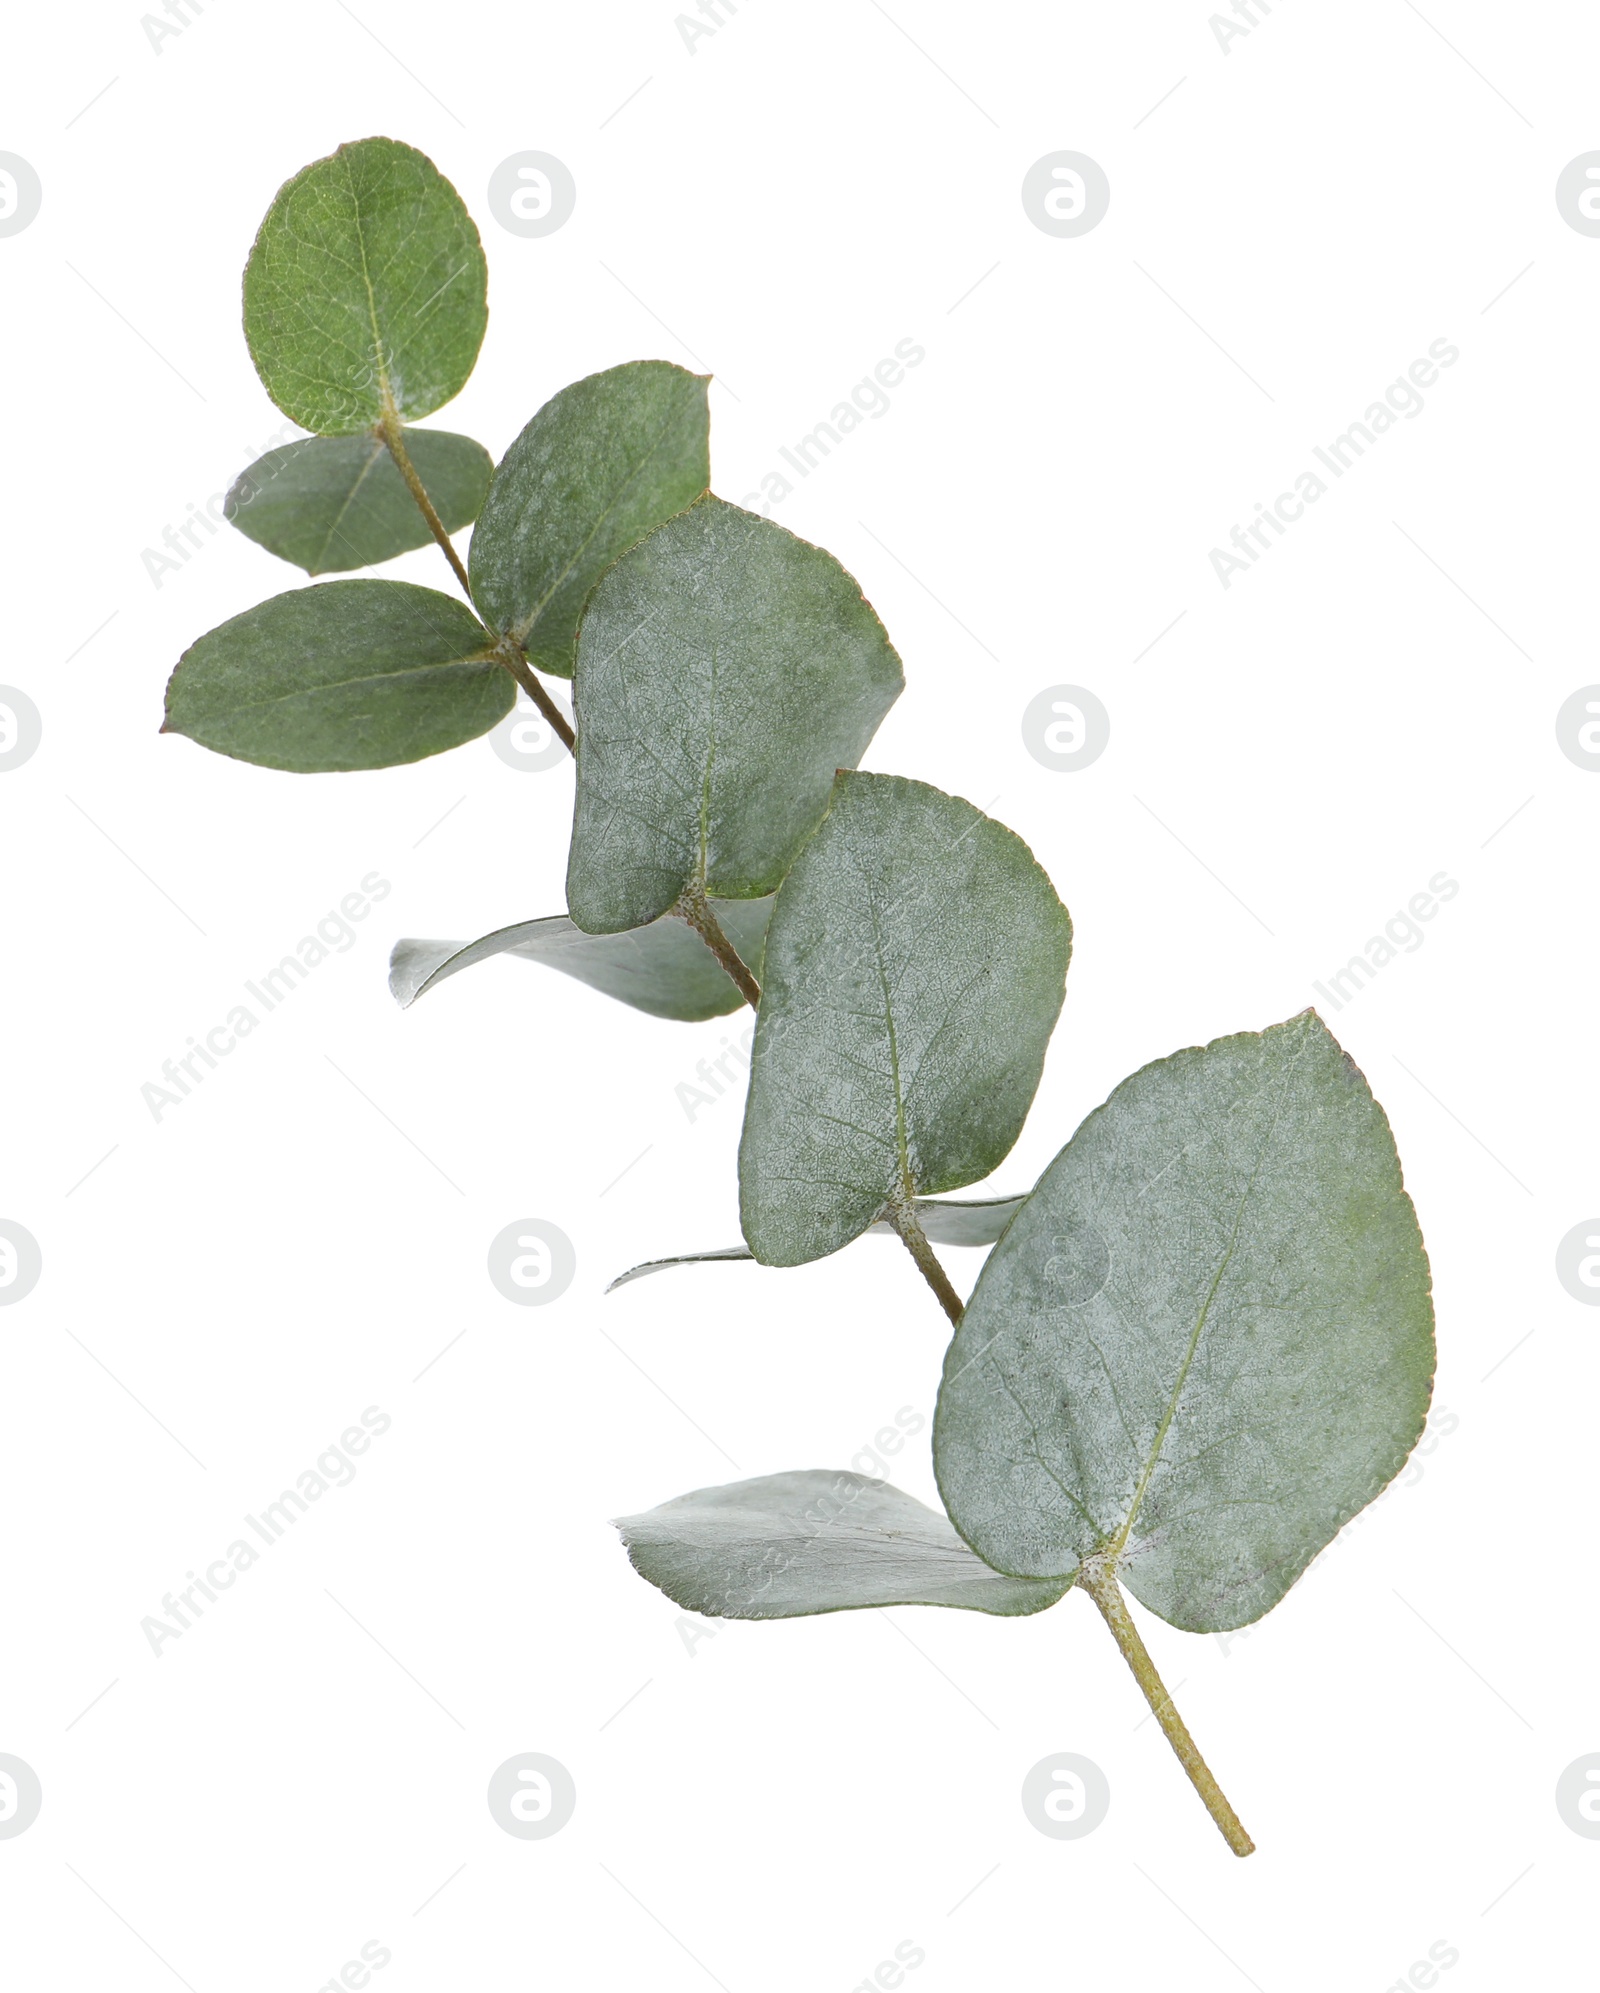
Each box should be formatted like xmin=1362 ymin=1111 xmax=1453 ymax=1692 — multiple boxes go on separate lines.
xmin=673 ymin=885 xmax=762 ymax=1009
xmin=1078 ymin=1558 xmax=1254 ymax=1858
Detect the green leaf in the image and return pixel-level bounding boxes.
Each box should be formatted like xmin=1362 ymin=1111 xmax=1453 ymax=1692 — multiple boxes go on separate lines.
xmin=933 ymin=1011 xmax=1435 ymax=1634
xmin=225 ymin=429 xmax=492 ymax=575
xmin=607 ymin=1195 xmax=1028 ymax=1291
xmin=739 ymin=773 xmax=1071 ymax=1267
xmin=243 ymin=136 xmax=487 ymax=436
xmin=163 ymin=580 xmax=511 ymax=772
xmin=469 ymin=361 xmax=712 ymax=676
xmin=567 ymin=498 xmax=903 ymax=934
xmin=389 ymin=896 xmax=773 ymax=1022
xmin=615 ymin=1470 xmax=1072 ymax=1619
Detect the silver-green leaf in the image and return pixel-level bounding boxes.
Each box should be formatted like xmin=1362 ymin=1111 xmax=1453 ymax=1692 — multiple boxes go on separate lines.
xmin=226 ymin=429 xmax=492 ymax=575
xmin=739 ymin=773 xmax=1071 ymax=1266
xmin=615 ymin=1470 xmax=1071 ymax=1619
xmin=607 ymin=1196 xmax=1028 ymax=1291
xmin=567 ymin=498 xmax=903 ymax=934
xmin=933 ymin=1011 xmax=1435 ymax=1633
xmin=469 ymin=360 xmax=712 ymax=676
xmin=389 ymin=897 xmax=773 ymax=1022
xmin=243 ymin=137 xmax=487 ymax=436
xmin=162 ymin=580 xmax=510 ymax=772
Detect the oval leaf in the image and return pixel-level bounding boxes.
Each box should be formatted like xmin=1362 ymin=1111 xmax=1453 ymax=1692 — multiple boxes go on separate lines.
xmin=243 ymin=137 xmax=487 ymax=435
xmin=163 ymin=580 xmax=510 ymax=772
xmin=567 ymin=498 xmax=903 ymax=934
xmin=616 ymin=1470 xmax=1071 ymax=1619
xmin=389 ymin=896 xmax=773 ymax=1022
xmin=226 ymin=429 xmax=492 ymax=575
xmin=933 ymin=1011 xmax=1436 ymax=1633
xmin=739 ymin=773 xmax=1071 ymax=1266
xmin=470 ymin=360 xmax=712 ymax=677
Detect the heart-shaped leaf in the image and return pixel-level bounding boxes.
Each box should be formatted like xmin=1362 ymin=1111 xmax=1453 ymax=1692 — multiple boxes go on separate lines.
xmin=225 ymin=429 xmax=492 ymax=575
xmin=616 ymin=1470 xmax=1071 ymax=1618
xmin=389 ymin=896 xmax=773 ymax=1022
xmin=739 ymin=773 xmax=1071 ymax=1266
xmin=163 ymin=580 xmax=510 ymax=772
xmin=243 ymin=136 xmax=487 ymax=436
xmin=469 ymin=361 xmax=712 ymax=677
xmin=567 ymin=498 xmax=903 ymax=935
xmin=607 ymin=1195 xmax=1028 ymax=1291
xmin=934 ymin=1010 xmax=1435 ymax=1633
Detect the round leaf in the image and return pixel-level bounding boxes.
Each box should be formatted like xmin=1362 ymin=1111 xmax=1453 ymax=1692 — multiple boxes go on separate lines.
xmin=934 ymin=1011 xmax=1436 ymax=1633
xmin=567 ymin=498 xmax=903 ymax=934
xmin=739 ymin=773 xmax=1071 ymax=1266
xmin=163 ymin=580 xmax=510 ymax=772
xmin=470 ymin=360 xmax=712 ymax=676
xmin=226 ymin=429 xmax=492 ymax=575
xmin=243 ymin=137 xmax=487 ymax=436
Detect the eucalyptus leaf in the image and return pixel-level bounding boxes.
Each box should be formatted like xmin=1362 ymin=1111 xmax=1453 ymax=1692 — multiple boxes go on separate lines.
xmin=607 ymin=1194 xmax=1028 ymax=1291
xmin=389 ymin=896 xmax=773 ymax=1022
xmin=615 ymin=1470 xmax=1071 ymax=1619
xmin=567 ymin=498 xmax=903 ymax=934
xmin=243 ymin=136 xmax=487 ymax=436
xmin=226 ymin=430 xmax=492 ymax=575
xmin=163 ymin=580 xmax=510 ymax=772
xmin=739 ymin=773 xmax=1071 ymax=1267
xmin=934 ymin=1010 xmax=1435 ymax=1634
xmin=470 ymin=361 xmax=712 ymax=676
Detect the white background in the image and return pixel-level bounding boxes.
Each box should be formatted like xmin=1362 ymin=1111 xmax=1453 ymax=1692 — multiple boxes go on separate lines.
xmin=2 ymin=2 xmax=1595 ymax=1986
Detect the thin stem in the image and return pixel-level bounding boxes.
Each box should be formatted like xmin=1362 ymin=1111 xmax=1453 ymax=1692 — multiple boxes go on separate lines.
xmin=886 ymin=1198 xmax=964 ymax=1329
xmin=1078 ymin=1560 xmax=1255 ymax=1858
xmin=495 ymin=638 xmax=576 ymax=754
xmin=377 ymin=412 xmax=577 ymax=758
xmin=673 ymin=885 xmax=761 ymax=1009
xmin=378 ymin=410 xmax=475 ymax=602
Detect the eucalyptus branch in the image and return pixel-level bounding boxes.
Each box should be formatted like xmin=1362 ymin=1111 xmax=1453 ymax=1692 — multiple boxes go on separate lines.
xmin=166 ymin=134 xmax=1441 ymax=1868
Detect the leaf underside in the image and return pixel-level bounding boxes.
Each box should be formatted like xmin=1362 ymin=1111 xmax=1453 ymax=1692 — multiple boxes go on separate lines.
xmin=243 ymin=135 xmax=487 ymax=435
xmin=470 ymin=360 xmax=712 ymax=677
xmin=162 ymin=579 xmax=510 ymax=772
xmin=226 ymin=429 xmax=492 ymax=575
xmin=934 ymin=1011 xmax=1436 ymax=1633
xmin=739 ymin=772 xmax=1072 ymax=1267
xmin=616 ymin=1470 xmax=1072 ymax=1619
xmin=389 ymin=896 xmax=774 ymax=1023
xmin=567 ymin=496 xmax=903 ymax=935
xmin=606 ymin=1195 xmax=1028 ymax=1291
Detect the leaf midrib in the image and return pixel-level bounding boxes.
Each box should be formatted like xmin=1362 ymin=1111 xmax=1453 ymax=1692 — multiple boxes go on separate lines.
xmin=1106 ymin=1044 xmax=1299 ymax=1561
